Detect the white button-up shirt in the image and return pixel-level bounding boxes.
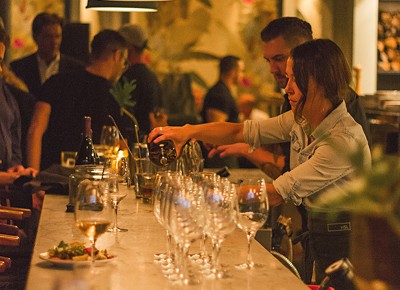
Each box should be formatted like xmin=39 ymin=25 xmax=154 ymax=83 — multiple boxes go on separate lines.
xmin=243 ymin=101 xmax=371 ymax=208
xmin=37 ymin=53 xmax=60 ymax=84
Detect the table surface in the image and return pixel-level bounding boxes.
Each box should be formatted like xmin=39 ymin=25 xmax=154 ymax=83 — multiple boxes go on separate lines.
xmin=26 ymin=169 xmax=308 ymax=290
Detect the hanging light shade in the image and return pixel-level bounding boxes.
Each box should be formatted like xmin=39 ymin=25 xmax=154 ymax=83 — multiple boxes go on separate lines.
xmin=86 ymin=0 xmax=158 ymax=12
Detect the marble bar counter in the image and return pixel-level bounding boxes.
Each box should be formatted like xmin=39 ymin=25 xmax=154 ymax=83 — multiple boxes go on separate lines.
xmin=26 ymin=169 xmax=308 ymax=290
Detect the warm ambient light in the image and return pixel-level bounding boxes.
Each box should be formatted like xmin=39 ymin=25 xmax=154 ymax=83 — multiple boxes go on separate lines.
xmin=86 ymin=0 xmax=158 ymax=12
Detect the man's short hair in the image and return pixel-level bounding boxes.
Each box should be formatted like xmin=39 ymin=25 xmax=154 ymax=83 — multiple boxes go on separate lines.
xmin=90 ymin=29 xmax=129 ymax=60
xmin=260 ymin=17 xmax=313 ymax=48
xmin=32 ymin=12 xmax=64 ymax=38
xmin=219 ymin=55 xmax=241 ymax=76
xmin=0 ymin=27 xmax=10 ymax=48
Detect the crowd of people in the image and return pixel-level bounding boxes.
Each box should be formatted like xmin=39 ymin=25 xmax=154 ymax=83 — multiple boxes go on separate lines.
xmin=0 ymin=11 xmax=372 ymax=288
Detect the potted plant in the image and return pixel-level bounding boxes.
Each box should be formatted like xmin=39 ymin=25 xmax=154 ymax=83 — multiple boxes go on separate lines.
xmin=316 ymin=145 xmax=400 ymax=289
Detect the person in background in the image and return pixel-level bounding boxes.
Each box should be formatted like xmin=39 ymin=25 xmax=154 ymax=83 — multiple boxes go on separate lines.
xmin=149 ymin=39 xmax=371 ymax=288
xmin=26 ymin=30 xmax=130 ymax=170
xmin=118 ymin=24 xmax=165 ymax=142
xmin=211 ymin=17 xmax=370 ymax=177
xmin=200 ymin=55 xmax=244 ymax=168
xmin=0 ymin=18 xmax=36 ymax=167
xmin=0 ymin=27 xmax=42 ymax=210
xmin=209 ymin=17 xmax=371 ymax=235
xmin=10 ymin=12 xmax=84 ymax=97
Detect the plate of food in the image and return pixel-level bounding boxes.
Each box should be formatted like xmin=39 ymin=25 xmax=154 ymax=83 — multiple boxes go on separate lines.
xmin=39 ymin=240 xmax=116 ymax=266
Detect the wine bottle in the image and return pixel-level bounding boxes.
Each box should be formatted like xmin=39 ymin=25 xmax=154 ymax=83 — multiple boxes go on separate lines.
xmin=148 ymin=139 xmax=177 ymax=167
xmin=75 ymin=116 xmax=99 ymax=166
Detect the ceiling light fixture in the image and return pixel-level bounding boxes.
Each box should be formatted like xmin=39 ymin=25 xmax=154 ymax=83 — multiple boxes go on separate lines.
xmin=86 ymin=0 xmax=158 ymax=12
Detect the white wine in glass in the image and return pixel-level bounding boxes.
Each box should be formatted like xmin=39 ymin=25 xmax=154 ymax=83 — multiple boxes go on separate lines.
xmin=100 ymin=125 xmax=120 ymax=157
xmin=75 ymin=180 xmax=113 ymax=264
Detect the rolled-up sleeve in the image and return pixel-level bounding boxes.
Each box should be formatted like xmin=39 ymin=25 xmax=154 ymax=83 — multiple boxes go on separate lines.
xmin=243 ymin=112 xmax=294 ymax=152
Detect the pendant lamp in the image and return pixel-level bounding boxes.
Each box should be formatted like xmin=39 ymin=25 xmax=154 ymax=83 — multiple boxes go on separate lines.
xmin=86 ymin=0 xmax=158 ymax=12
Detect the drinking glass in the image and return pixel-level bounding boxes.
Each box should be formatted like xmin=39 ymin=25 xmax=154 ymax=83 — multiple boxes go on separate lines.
xmin=103 ymin=156 xmax=131 ymax=232
xmin=74 ymin=180 xmax=113 ymax=265
xmin=235 ymin=178 xmax=269 ymax=269
xmin=202 ymin=177 xmax=238 ymax=278
xmin=168 ymin=174 xmax=203 ymax=285
xmin=178 ymin=140 xmax=204 ymax=175
xmin=132 ymin=143 xmax=153 ymax=198
xmin=100 ymin=125 xmax=120 ymax=158
xmin=153 ymin=171 xmax=175 ymax=265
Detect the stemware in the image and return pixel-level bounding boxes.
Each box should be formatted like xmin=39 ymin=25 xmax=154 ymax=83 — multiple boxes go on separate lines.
xmin=100 ymin=125 xmax=120 ymax=158
xmin=202 ymin=176 xmax=238 ymax=278
xmin=103 ymin=156 xmax=131 ymax=232
xmin=153 ymin=171 xmax=176 ymax=265
xmin=235 ymin=178 xmax=269 ymax=269
xmin=168 ymin=174 xmax=203 ymax=285
xmin=178 ymin=140 xmax=204 ymax=175
xmin=74 ymin=180 xmax=113 ymax=265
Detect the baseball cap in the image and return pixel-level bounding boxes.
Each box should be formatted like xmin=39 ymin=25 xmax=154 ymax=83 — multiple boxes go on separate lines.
xmin=118 ymin=24 xmax=148 ymax=50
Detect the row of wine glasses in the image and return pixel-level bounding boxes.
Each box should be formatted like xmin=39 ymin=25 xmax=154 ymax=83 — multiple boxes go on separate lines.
xmin=152 ymin=170 xmax=269 ymax=284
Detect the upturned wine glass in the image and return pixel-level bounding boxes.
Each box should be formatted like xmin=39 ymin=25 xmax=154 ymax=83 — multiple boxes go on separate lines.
xmin=74 ymin=180 xmax=113 ymax=265
xmin=235 ymin=178 xmax=269 ymax=269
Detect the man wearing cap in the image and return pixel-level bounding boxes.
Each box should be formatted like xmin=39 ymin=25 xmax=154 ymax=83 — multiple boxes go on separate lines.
xmin=118 ymin=24 xmax=164 ymax=141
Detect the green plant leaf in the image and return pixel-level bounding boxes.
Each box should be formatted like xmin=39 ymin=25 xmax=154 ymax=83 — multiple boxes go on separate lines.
xmin=110 ymin=77 xmax=138 ymax=125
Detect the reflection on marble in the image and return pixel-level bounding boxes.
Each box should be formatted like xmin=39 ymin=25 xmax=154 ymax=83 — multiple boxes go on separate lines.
xmin=26 ymin=169 xmax=308 ymax=290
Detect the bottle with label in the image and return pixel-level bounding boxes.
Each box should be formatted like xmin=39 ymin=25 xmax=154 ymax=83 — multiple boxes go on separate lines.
xmin=148 ymin=139 xmax=177 ymax=167
xmin=75 ymin=116 xmax=99 ymax=166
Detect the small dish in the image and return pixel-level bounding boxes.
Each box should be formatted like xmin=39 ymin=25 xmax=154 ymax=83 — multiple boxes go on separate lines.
xmin=39 ymin=252 xmax=116 ymax=266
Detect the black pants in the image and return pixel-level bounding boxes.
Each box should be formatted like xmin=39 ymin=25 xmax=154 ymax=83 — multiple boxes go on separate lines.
xmin=303 ymin=210 xmax=351 ymax=287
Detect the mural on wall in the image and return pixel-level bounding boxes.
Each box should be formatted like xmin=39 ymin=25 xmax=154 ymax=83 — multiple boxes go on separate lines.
xmin=145 ymin=0 xmax=280 ymax=109
xmin=378 ymin=2 xmax=400 ymax=72
xmin=9 ymin=0 xmax=64 ymax=61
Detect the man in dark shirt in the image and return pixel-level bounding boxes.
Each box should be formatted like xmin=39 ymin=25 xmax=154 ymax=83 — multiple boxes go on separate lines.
xmin=118 ymin=24 xmax=164 ymax=141
xmin=26 ymin=30 xmax=130 ymax=170
xmin=200 ymin=55 xmax=244 ymax=168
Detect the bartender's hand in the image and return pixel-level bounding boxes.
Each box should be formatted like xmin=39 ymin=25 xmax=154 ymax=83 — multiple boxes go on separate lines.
xmin=208 ymin=143 xmax=249 ymax=159
xmin=148 ymin=125 xmax=189 ymax=157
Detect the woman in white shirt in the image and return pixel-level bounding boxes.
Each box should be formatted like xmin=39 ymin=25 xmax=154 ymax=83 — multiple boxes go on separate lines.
xmin=149 ymin=39 xmax=370 ymax=286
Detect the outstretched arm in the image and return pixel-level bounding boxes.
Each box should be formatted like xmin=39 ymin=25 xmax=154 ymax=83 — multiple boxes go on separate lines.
xmin=148 ymin=122 xmax=244 ymax=156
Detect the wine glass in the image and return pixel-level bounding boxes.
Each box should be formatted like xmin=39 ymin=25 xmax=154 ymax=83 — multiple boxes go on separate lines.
xmin=74 ymin=180 xmax=113 ymax=265
xmin=153 ymin=171 xmax=176 ymax=265
xmin=103 ymin=156 xmax=130 ymax=232
xmin=235 ymin=178 xmax=269 ymax=269
xmin=167 ymin=174 xmax=203 ymax=285
xmin=202 ymin=176 xmax=238 ymax=278
xmin=100 ymin=125 xmax=120 ymax=158
xmin=178 ymin=140 xmax=204 ymax=175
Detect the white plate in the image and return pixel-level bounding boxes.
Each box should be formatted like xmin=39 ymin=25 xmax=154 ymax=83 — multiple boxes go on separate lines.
xmin=39 ymin=252 xmax=116 ymax=266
